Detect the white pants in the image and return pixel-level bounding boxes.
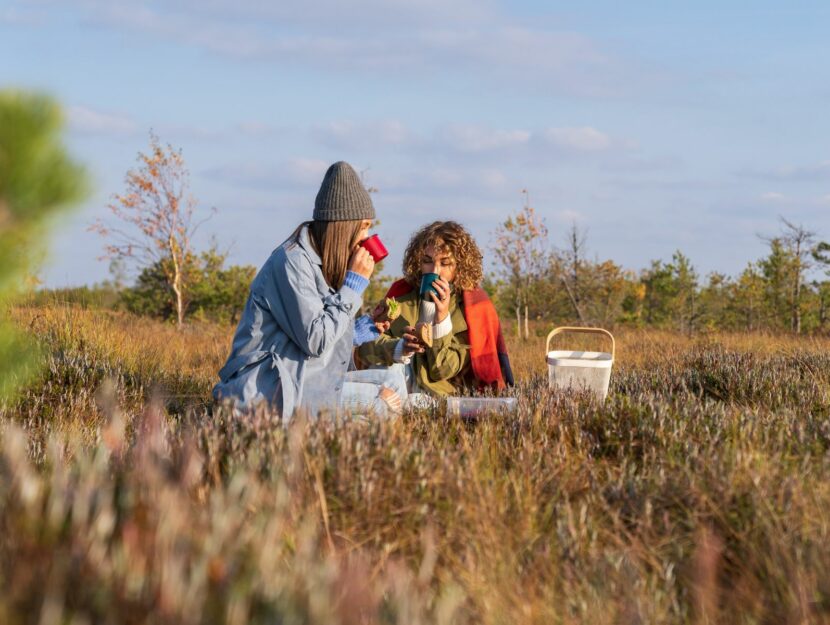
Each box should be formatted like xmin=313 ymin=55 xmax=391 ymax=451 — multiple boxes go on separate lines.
xmin=340 ymin=366 xmax=409 ymax=419
xmin=340 ymin=363 xmax=436 ymax=418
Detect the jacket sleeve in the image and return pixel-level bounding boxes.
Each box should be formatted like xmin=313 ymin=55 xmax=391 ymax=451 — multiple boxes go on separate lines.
xmin=423 ymin=330 xmax=470 ymax=382
xmin=353 ymin=315 xmax=380 ymax=346
xmin=355 ymin=332 xmax=400 ymax=367
xmin=266 ymin=253 xmax=363 ymax=358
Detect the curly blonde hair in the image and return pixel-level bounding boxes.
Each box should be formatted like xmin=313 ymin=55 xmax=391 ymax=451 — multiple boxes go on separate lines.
xmin=402 ymin=221 xmax=483 ymax=291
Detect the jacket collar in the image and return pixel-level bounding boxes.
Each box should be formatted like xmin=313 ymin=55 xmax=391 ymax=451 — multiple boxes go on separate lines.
xmin=297 ymin=224 xmax=322 ymax=266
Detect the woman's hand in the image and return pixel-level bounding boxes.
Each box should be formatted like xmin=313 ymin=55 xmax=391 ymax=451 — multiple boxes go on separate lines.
xmin=348 ymin=246 xmax=375 ymax=279
xmin=370 ymin=301 xmax=386 ymax=320
xmin=402 ymin=326 xmax=426 ymax=357
xmin=430 ymin=278 xmax=451 ymax=323
xmin=378 ymin=387 xmax=402 ymax=415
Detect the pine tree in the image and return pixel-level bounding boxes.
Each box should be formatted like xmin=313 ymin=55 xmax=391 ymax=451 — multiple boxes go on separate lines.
xmin=0 ymin=90 xmax=88 ymax=399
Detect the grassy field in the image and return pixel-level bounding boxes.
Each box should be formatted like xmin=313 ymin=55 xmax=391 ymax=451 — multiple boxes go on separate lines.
xmin=2 ymin=304 xmax=830 ymax=624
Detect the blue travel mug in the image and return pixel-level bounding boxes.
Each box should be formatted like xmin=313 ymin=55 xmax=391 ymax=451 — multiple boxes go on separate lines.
xmin=419 ymin=273 xmax=440 ymax=298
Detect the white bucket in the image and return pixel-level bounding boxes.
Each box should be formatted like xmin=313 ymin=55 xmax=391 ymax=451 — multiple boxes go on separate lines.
xmin=546 ymin=327 xmax=615 ymax=400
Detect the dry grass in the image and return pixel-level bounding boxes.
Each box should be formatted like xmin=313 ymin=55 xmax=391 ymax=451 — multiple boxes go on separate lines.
xmin=2 ymin=305 xmax=830 ymax=624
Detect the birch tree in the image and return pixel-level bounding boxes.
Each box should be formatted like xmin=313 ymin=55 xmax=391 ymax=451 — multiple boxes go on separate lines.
xmin=759 ymin=218 xmax=815 ymax=334
xmin=778 ymin=218 xmax=816 ymax=334
xmin=491 ymin=190 xmax=549 ymax=339
xmin=91 ymin=132 xmax=211 ymax=328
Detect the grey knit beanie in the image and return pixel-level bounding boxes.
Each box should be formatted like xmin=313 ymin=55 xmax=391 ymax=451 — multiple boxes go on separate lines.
xmin=313 ymin=161 xmax=376 ymax=222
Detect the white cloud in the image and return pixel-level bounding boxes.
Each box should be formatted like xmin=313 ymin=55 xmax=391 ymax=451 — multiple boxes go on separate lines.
xmin=229 ymin=159 xmax=508 ymax=201
xmin=788 ymin=161 xmax=830 ymax=180
xmin=424 ymin=167 xmax=506 ymax=192
xmin=441 ymin=124 xmax=530 ymax=153
xmin=284 ymin=157 xmax=329 ymax=184
xmin=555 ymin=209 xmax=585 ymax=223
xmin=67 ymin=106 xmax=229 ymax=143
xmin=0 ymin=5 xmax=47 ymax=25
xmin=160 ymin=0 xmax=495 ymax=31
xmin=759 ymin=191 xmax=788 ymax=203
xmin=202 ymin=157 xmax=329 ymax=189
xmin=543 ymin=126 xmax=612 ymax=152
xmin=371 ymin=165 xmax=512 ymax=199
xmin=309 ymin=120 xmax=626 ymax=158
xmin=479 ymin=169 xmax=508 ymax=191
xmin=374 ymin=120 xmax=409 ymax=145
xmin=313 ymin=120 xmax=411 ymax=150
xmin=304 ymin=118 xmax=632 ymax=171
xmin=743 ymin=160 xmax=830 ymax=182
xmin=601 ymin=154 xmax=683 ymax=173
xmin=236 ymin=121 xmax=277 ymax=136
xmin=755 ymin=191 xmax=830 ymax=209
xmin=67 ymin=105 xmax=137 ymax=136
xmin=51 ymin=0 xmax=636 ymax=97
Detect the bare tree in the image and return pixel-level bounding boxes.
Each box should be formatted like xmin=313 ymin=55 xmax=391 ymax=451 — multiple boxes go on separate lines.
xmin=359 ymin=166 xmax=379 ymax=194
xmin=558 ymin=223 xmax=588 ymax=323
xmin=778 ymin=218 xmax=816 ymax=334
xmin=491 ymin=190 xmax=549 ymax=339
xmin=90 ymin=131 xmax=212 ymax=328
xmin=811 ymin=240 xmax=830 ymax=332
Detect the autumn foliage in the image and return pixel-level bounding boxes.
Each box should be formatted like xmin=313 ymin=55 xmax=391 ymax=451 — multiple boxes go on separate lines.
xmin=491 ymin=199 xmax=830 ymax=336
xmin=91 ymin=132 xmax=212 ymax=328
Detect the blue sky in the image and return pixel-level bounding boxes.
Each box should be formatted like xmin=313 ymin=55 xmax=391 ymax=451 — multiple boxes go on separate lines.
xmin=3 ymin=0 xmax=830 ymax=287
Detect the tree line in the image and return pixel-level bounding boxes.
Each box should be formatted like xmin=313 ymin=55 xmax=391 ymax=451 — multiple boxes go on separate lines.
xmin=490 ymin=199 xmax=830 ymax=337
xmin=28 ymin=128 xmax=830 ymax=337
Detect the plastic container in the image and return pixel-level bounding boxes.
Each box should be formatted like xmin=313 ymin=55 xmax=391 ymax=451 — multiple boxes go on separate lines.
xmin=546 ymin=327 xmax=615 ymax=400
xmin=446 ymin=397 xmax=518 ymax=419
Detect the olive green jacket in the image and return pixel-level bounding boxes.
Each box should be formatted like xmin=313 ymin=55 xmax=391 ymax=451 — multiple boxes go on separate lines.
xmin=356 ymin=290 xmax=470 ymax=396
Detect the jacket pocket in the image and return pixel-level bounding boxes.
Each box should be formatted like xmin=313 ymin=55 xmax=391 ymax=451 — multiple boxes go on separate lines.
xmin=218 ymin=350 xmax=272 ymax=383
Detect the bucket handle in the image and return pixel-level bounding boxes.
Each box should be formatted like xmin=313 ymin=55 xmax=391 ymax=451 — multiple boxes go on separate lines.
xmin=545 ymin=326 xmax=615 ymax=360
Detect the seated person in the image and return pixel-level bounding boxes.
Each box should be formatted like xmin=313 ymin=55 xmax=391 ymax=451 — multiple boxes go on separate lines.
xmin=355 ymin=221 xmax=514 ymax=397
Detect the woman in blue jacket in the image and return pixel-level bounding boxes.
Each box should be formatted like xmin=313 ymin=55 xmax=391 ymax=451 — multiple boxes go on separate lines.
xmin=213 ymin=161 xmax=402 ymax=421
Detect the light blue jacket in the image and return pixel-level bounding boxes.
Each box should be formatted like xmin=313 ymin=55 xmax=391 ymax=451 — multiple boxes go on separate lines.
xmin=213 ymin=226 xmax=364 ymax=421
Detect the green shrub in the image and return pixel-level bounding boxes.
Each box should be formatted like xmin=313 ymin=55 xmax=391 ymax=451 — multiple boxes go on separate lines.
xmin=122 ymin=246 xmax=256 ymax=325
xmin=0 ymin=90 xmax=87 ymax=400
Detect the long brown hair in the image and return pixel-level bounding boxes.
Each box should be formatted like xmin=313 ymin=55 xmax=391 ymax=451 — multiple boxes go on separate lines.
xmin=291 ymin=220 xmax=364 ymax=289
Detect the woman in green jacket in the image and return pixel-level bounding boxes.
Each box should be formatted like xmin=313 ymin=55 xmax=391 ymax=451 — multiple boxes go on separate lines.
xmin=356 ymin=221 xmax=513 ymax=397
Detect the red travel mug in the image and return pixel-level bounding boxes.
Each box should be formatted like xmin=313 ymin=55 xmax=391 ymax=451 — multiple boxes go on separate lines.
xmin=359 ymin=234 xmax=389 ymax=262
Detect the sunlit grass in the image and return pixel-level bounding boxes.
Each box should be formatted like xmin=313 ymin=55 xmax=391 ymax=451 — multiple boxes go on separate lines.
xmin=1 ymin=305 xmax=830 ymax=624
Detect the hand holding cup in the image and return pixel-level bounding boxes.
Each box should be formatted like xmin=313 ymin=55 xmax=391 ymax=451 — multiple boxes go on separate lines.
xmin=348 ymin=246 xmax=375 ymax=279
xmin=429 ymin=278 xmax=451 ymax=323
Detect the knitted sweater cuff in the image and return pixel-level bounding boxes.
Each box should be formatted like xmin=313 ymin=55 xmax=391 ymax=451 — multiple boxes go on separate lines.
xmin=342 ymin=271 xmax=369 ymax=296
